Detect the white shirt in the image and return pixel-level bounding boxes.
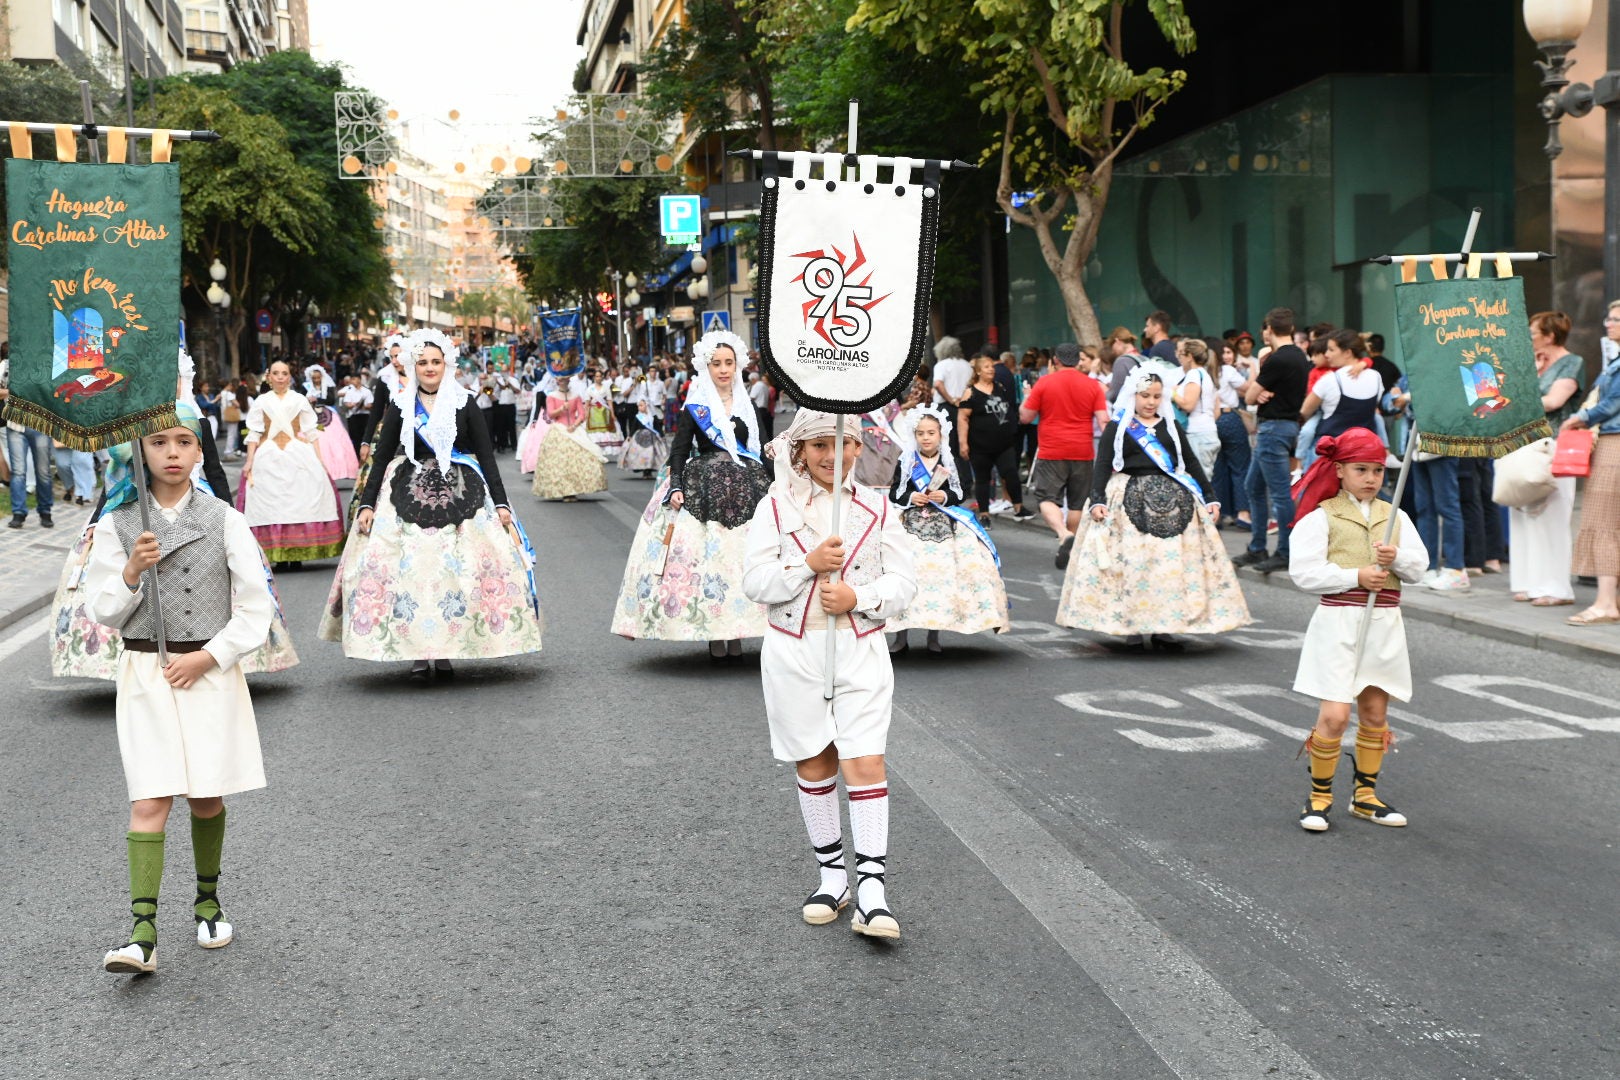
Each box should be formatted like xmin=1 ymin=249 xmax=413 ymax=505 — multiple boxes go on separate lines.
xmin=496 ymin=374 xmax=518 ymax=405
xmin=0 ymin=358 xmax=22 ymax=433
xmin=1174 ymin=367 xmax=1217 ymax=433
xmin=1288 ymin=497 xmax=1429 ymax=594
xmin=86 ymin=486 xmax=274 ymax=671
xmin=933 ymin=357 xmax=973 ymax=405
xmin=1314 ymin=364 xmax=1382 ymax=420
xmin=748 ymin=379 xmax=770 ymax=409
xmin=1216 ymin=364 xmax=1246 ymax=410
xmin=612 ymin=375 xmax=633 ymax=403
xmin=338 ymin=384 xmax=373 ymax=413
xmin=645 ymin=378 xmax=667 ymax=406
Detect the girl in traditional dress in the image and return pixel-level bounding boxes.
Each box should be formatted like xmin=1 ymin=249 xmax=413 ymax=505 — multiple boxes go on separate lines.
xmin=238 ymin=359 xmax=345 ymax=567
xmin=305 ymin=364 xmax=359 ymax=483
xmin=617 ymin=377 xmax=668 ymax=476
xmin=586 ymin=373 xmax=624 ymax=457
xmin=531 ymin=374 xmax=609 ymax=501
xmin=887 ymin=404 xmax=1010 ymax=654
xmin=742 ymin=409 xmax=917 ymax=940
xmin=611 ymin=330 xmax=769 ymax=659
xmin=516 ymin=375 xmax=549 ymax=475
xmin=1056 ymin=361 xmax=1251 ymax=648
xmin=320 ymin=329 xmax=541 ymax=680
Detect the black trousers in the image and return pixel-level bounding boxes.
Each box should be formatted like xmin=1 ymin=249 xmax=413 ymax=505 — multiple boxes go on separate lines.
xmin=969 ymin=438 xmax=1023 ymax=509
xmin=1456 ymin=456 xmax=1505 ymax=566
xmin=493 ymin=403 xmax=518 ymax=451
xmin=346 ymin=412 xmax=370 ymax=451
xmin=756 ymin=406 xmax=775 ymax=441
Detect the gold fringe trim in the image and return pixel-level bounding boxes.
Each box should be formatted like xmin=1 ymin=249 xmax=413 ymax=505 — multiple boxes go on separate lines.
xmin=1417 ymin=418 xmax=1553 ymax=459
xmin=0 ymin=397 xmax=180 ymax=452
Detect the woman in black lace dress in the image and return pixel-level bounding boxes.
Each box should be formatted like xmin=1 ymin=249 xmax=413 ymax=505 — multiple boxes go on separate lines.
xmin=611 ymin=329 xmax=770 ymax=660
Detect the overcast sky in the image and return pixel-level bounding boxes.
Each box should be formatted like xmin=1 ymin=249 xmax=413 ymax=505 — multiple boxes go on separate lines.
xmin=310 ymin=1 xmax=583 ymax=171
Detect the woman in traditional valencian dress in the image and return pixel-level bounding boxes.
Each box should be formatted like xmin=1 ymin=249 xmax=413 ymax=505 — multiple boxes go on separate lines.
xmin=617 ymin=376 xmax=668 ymax=476
xmin=51 ymin=377 xmax=298 ymax=679
xmin=531 ymin=374 xmax=609 ymax=501
xmin=237 ymin=359 xmax=346 ymax=567
xmin=612 ymin=329 xmax=769 ymax=660
xmin=1056 ymin=361 xmax=1251 ymax=649
xmin=887 ymin=404 xmax=1010 ymax=654
xmin=320 ymin=329 xmax=541 ymax=681
xmin=516 ymin=375 xmax=549 ymax=475
xmin=305 ymin=364 xmax=359 ymax=483
xmin=585 ymin=373 xmax=624 ymax=458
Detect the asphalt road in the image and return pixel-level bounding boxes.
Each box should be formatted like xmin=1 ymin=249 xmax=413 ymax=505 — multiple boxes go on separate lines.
xmin=2 ymin=465 xmax=1615 ymax=1080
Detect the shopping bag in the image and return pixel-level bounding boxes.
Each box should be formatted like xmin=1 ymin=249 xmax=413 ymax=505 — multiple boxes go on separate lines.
xmin=1550 ymin=428 xmax=1597 ymax=478
xmin=1491 ymin=437 xmax=1556 ymax=506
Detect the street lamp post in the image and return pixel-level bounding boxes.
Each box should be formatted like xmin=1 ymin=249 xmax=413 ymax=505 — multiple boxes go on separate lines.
xmin=1526 ymin=0 xmax=1620 ymax=300
xmin=610 ymin=268 xmax=625 ymax=365
xmin=205 ymin=258 xmax=233 ymax=379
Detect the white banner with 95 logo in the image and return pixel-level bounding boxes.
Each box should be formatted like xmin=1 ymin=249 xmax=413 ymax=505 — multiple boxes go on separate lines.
xmin=754 ymin=152 xmax=940 ymax=413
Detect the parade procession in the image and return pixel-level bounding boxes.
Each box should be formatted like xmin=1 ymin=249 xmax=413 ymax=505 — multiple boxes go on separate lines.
xmin=5 ymin=3 xmax=1620 ymax=1079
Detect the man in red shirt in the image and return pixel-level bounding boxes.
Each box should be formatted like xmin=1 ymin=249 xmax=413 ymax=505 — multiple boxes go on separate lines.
xmin=1019 ymin=342 xmax=1111 ymax=568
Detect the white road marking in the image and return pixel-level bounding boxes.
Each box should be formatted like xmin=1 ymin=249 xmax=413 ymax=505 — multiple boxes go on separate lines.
xmin=1003 ymin=573 xmax=1065 ymax=600
xmin=1433 ymin=674 xmax=1620 ymax=732
xmin=0 ymin=614 xmax=49 ymax=665
xmin=1386 ymin=706 xmax=1577 ymax=743
xmin=1185 ymin=684 xmax=1316 ymax=741
xmin=889 ymin=703 xmax=1329 ymax=1080
xmin=1056 ymin=689 xmax=1266 ymax=751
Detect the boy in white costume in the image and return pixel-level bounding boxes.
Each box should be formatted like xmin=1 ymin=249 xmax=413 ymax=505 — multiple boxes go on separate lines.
xmin=1287 ymin=429 xmax=1428 ymax=833
xmin=742 ymin=409 xmax=916 ymax=940
xmin=86 ymin=403 xmax=274 ymax=973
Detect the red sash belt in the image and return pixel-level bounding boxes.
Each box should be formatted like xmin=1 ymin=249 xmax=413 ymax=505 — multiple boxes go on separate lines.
xmin=1320 ymin=588 xmax=1400 ymax=609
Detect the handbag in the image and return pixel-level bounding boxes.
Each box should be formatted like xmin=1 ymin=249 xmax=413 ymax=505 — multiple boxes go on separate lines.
xmin=1492 ymin=437 xmax=1556 ymax=506
xmin=1550 ymin=428 xmax=1597 ymax=478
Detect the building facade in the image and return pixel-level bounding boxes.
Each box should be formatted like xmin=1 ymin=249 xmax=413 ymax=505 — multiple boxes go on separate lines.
xmin=7 ymin=0 xmax=187 ymax=84
xmin=182 ymin=0 xmax=308 ymax=74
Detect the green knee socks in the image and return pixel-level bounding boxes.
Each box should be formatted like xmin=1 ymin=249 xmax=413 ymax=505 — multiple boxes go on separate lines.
xmin=191 ymin=808 xmax=226 ymax=924
xmin=126 ymin=831 xmax=164 ymax=959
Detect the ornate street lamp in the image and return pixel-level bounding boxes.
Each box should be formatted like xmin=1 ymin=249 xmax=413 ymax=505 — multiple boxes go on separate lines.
xmin=1525 ymin=0 xmax=1620 ymax=300
xmin=205 ymin=258 xmax=233 ymax=378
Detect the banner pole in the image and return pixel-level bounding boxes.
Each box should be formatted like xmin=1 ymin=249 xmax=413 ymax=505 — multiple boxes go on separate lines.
xmin=1350 ymin=208 xmax=1482 ymax=678
xmin=822 ymin=100 xmax=860 ymax=701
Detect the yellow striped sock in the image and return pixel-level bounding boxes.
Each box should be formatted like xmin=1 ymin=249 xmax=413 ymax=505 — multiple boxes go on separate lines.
xmin=1354 ymin=726 xmax=1391 ymax=807
xmin=1307 ymin=734 xmax=1341 ymax=812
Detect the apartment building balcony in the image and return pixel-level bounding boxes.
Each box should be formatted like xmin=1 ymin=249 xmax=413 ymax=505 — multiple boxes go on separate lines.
xmin=185 ymin=28 xmax=236 ymax=69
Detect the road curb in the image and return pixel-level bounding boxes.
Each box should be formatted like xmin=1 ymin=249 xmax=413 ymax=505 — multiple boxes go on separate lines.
xmin=0 ymin=588 xmax=53 ymax=636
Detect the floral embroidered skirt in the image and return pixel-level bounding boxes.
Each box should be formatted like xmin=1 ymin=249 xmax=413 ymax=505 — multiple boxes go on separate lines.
xmin=890 ymin=511 xmax=1010 ymax=635
xmin=51 ymin=526 xmax=300 ymax=679
xmin=618 ymin=426 xmax=667 ymax=472
xmin=531 ymin=425 xmax=608 ymax=500
xmin=611 ymin=470 xmax=769 ymax=642
xmin=319 ymin=458 xmax=543 ymax=661
xmin=1055 ymin=472 xmax=1251 ymax=636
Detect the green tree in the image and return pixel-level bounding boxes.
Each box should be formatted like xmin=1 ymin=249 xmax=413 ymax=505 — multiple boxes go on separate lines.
xmin=639 ymin=0 xmax=780 ymax=152
xmin=851 ymin=0 xmax=1196 ymax=343
xmin=148 ymin=82 xmax=328 ymax=375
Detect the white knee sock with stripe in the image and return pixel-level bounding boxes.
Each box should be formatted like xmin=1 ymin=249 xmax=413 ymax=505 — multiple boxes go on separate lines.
xmin=847 ymin=781 xmax=890 ymax=914
xmin=796 ymin=773 xmax=846 ymax=898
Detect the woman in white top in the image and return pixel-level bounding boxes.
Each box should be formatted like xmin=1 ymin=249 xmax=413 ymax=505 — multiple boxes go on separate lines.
xmin=1211 ymin=340 xmax=1252 ymax=530
xmin=1300 ymin=329 xmax=1383 ymax=442
xmin=238 ymin=359 xmax=346 ymax=566
xmin=1171 ymin=338 xmax=1219 ymax=476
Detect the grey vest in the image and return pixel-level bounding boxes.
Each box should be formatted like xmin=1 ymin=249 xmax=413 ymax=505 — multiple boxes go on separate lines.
xmin=107 ymin=492 xmax=233 ymax=642
xmin=765 ymin=488 xmax=889 ymax=639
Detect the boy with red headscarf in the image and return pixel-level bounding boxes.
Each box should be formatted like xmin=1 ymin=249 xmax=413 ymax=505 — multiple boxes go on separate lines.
xmin=1287 ymin=430 xmax=1428 ymax=833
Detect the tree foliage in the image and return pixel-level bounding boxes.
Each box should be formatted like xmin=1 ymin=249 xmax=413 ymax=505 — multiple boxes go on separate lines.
xmin=850 ymin=0 xmax=1196 ymax=342
xmin=640 ymin=0 xmax=779 ymax=151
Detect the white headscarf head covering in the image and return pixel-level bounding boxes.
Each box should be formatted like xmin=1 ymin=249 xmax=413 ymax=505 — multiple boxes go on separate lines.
xmin=894 ymin=403 xmax=963 ymax=498
xmin=687 ymin=328 xmax=760 ymax=464
xmin=396 ymin=328 xmax=470 ymax=474
xmin=1111 ymin=358 xmax=1185 ymax=473
xmin=302 ymin=363 xmax=330 ymax=397
xmin=177 ymin=346 xmax=196 ymax=400
xmin=763 ymin=408 xmax=863 ymax=532
xmin=377 ymin=334 xmax=407 ymax=397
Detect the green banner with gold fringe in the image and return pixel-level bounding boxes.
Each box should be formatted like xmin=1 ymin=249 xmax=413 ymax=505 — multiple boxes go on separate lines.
xmin=2 ymin=159 xmax=180 ymax=450
xmin=1395 ymin=274 xmax=1551 ymax=457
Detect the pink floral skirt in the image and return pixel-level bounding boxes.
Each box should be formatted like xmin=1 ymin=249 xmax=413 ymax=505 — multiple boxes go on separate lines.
xmin=318 ymin=459 xmax=543 ymax=661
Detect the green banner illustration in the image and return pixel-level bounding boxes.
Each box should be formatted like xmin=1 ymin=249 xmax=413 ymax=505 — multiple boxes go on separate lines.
xmin=3 ymin=160 xmax=181 ymax=449
xmin=1395 ymin=275 xmax=1552 ymax=457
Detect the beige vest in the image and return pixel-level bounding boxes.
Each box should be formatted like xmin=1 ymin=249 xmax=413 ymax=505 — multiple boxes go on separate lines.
xmin=1322 ymin=493 xmax=1401 ymax=594
xmin=765 ymin=489 xmax=889 ymax=638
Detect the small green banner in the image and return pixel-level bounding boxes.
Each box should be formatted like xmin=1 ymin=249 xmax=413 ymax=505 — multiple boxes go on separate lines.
xmin=1395 ymin=275 xmax=1551 ymax=457
xmin=3 ymin=160 xmax=181 ymax=450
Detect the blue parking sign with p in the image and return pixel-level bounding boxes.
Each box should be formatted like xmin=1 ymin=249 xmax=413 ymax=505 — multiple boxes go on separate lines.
xmin=660 ymin=195 xmax=702 ymax=240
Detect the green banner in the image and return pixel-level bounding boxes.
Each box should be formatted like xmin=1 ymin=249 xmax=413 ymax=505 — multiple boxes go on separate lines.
xmin=3 ymin=160 xmax=181 ymax=449
xmin=1395 ymin=274 xmax=1551 ymax=457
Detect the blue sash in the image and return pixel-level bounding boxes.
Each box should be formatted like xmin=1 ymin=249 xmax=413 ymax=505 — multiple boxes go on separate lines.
xmin=907 ymin=455 xmax=1000 ymax=568
xmin=1125 ymin=417 xmax=1205 ymax=503
xmin=415 ymin=401 xmax=540 ymax=617
xmin=686 ymin=402 xmax=760 ymax=463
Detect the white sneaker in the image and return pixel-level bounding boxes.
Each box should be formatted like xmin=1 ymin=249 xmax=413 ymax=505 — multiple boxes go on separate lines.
xmin=197 ymin=918 xmax=234 ymax=949
xmin=1416 ymin=569 xmax=1441 ymax=588
xmin=1428 ymin=568 xmax=1471 ymax=591
xmin=102 ymin=943 xmax=156 ymax=974
xmin=988 ymin=499 xmax=1014 ymax=516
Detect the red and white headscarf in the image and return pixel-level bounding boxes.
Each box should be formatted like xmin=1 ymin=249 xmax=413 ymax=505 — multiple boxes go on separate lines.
xmin=1289 ymin=428 xmax=1388 ymax=524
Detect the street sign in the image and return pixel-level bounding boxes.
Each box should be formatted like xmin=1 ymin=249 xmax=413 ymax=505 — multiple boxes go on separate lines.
xmin=651 ymin=316 xmax=669 ymax=328
xmin=256 ymin=308 xmax=272 ymax=332
xmin=257 ymin=332 xmax=272 ymax=345
xmin=702 ymin=309 xmax=731 ymax=334
xmin=659 ymin=194 xmax=702 ymax=243
xmin=317 ymin=322 xmax=333 ymax=339
xmin=742 ymin=296 xmax=757 ymax=315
